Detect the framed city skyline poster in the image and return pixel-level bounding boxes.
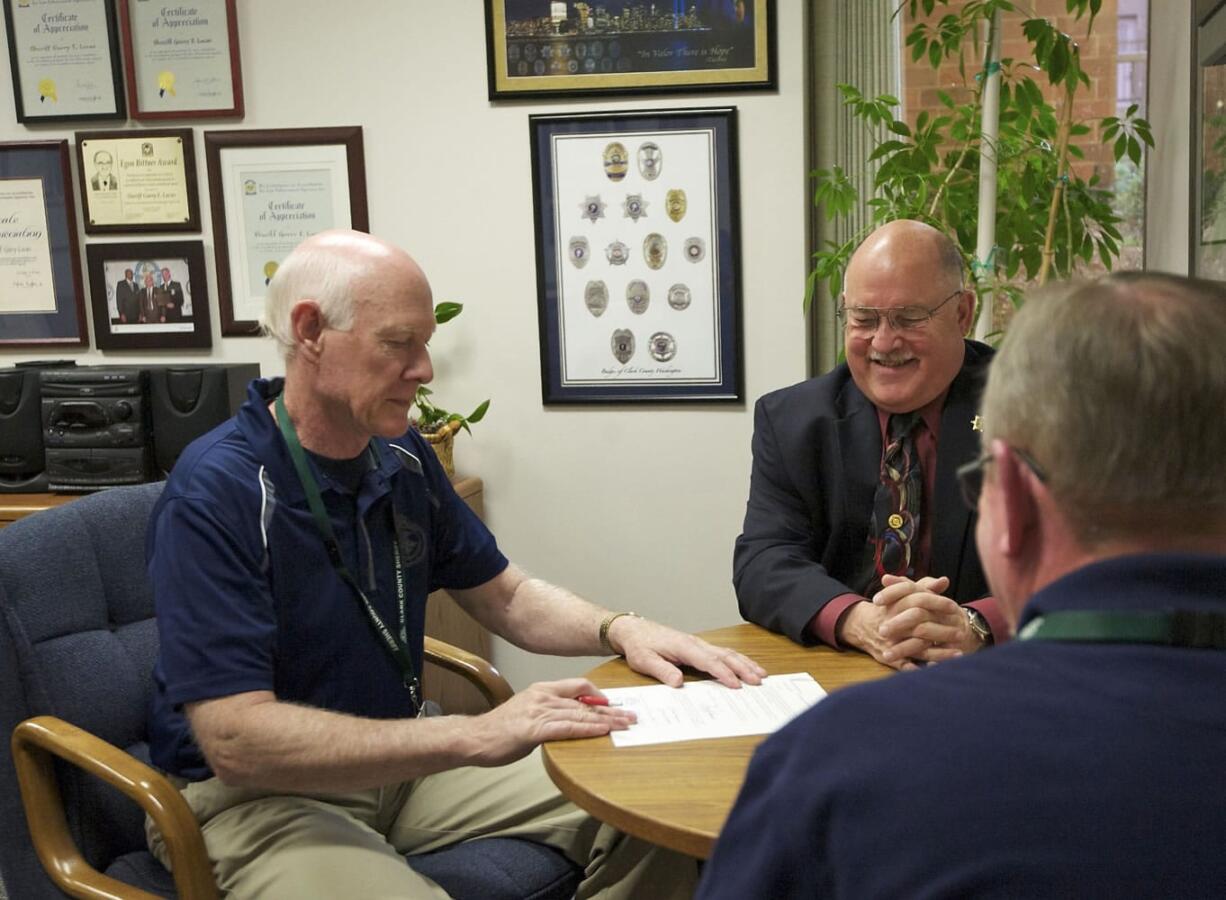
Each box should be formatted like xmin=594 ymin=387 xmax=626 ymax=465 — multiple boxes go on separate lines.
xmin=530 ymin=108 xmax=743 ymax=403
xmin=204 ymin=127 xmax=368 ymax=336
xmin=485 ymin=1 xmax=775 ymax=99
xmin=0 ymin=140 xmax=88 ymax=349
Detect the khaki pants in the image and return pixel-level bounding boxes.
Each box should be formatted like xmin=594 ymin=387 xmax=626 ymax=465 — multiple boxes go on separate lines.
xmin=147 ymin=749 xmax=696 ymax=899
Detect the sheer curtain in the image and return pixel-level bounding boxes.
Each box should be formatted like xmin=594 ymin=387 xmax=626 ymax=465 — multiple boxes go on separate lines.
xmin=806 ymin=0 xmax=901 ymax=373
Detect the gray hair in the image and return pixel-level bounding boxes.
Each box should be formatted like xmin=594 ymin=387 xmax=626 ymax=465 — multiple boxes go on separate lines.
xmin=261 ymin=240 xmax=373 ymax=359
xmin=980 ymin=271 xmax=1226 ymax=543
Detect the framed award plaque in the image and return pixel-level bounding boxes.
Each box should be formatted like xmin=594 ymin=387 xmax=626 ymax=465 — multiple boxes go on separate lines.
xmin=2 ymin=0 xmax=126 ymax=123
xmin=204 ymin=127 xmax=369 ymax=336
xmin=117 ymin=0 xmax=244 ymax=120
xmin=75 ymin=128 xmax=202 ymax=234
xmin=0 ymin=140 xmax=88 ymax=348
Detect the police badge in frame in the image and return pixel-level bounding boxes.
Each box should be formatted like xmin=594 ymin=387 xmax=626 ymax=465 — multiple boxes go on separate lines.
xmin=529 ymin=108 xmax=742 ymax=403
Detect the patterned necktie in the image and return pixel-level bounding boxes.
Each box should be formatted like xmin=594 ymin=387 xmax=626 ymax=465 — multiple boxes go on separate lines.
xmin=861 ymin=411 xmax=923 ymax=594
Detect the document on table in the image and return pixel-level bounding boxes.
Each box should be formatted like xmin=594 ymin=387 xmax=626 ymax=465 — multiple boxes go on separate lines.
xmin=603 ymin=673 xmax=828 ymax=748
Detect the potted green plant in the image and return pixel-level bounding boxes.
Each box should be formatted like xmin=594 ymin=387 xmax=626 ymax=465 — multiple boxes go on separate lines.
xmin=412 ymin=301 xmax=490 ymax=477
xmin=806 ymin=0 xmax=1154 ymax=334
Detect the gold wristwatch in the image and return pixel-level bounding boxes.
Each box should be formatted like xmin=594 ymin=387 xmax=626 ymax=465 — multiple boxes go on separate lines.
xmin=964 ymin=606 xmax=993 ymax=646
xmin=599 ymin=611 xmax=640 ymax=655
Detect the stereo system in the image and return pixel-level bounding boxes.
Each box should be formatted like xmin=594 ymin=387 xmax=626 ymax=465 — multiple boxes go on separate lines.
xmin=0 ymin=363 xmax=259 ymax=493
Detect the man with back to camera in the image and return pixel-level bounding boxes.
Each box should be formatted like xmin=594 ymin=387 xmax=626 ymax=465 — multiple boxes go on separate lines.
xmin=701 ymin=272 xmax=1226 ymax=899
xmin=734 ymin=219 xmax=1005 ymax=669
xmin=145 ymin=228 xmax=766 ymax=899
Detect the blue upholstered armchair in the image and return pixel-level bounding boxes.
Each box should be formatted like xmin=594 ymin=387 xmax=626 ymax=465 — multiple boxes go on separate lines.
xmin=0 ymin=483 xmax=579 ymax=899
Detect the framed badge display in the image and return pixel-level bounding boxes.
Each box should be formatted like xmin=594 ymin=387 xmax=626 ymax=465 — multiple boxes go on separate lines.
xmin=75 ymin=128 xmax=201 ymax=235
xmin=117 ymin=0 xmax=244 ymax=120
xmin=85 ymin=239 xmax=211 ymax=350
xmin=2 ymin=0 xmax=126 ymax=123
xmin=0 ymin=140 xmax=88 ymax=349
xmin=485 ymin=1 xmax=775 ymax=100
xmin=204 ymin=127 xmax=369 ymax=336
xmin=530 ymin=108 xmax=743 ymax=403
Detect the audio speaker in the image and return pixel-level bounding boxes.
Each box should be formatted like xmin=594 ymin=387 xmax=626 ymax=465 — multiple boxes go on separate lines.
xmin=148 ymin=364 xmax=260 ymax=475
xmin=0 ymin=367 xmax=52 ymax=492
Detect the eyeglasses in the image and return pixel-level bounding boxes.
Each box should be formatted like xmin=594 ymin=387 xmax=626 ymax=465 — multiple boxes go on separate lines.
xmin=956 ymin=446 xmax=1049 ymax=511
xmin=837 ymin=288 xmax=963 ymax=334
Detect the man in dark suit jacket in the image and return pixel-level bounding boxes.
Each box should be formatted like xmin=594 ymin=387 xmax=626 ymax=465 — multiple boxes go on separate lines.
xmin=735 ymin=220 xmax=1005 ymax=669
xmin=115 ymin=268 xmax=139 ymax=323
xmin=160 ymin=266 xmax=185 ymax=322
xmin=138 ymin=272 xmax=160 ymax=323
xmin=703 ymin=272 xmax=1226 ymax=900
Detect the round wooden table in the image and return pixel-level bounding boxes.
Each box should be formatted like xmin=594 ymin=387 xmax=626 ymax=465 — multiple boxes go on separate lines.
xmin=541 ymin=622 xmax=891 ymax=858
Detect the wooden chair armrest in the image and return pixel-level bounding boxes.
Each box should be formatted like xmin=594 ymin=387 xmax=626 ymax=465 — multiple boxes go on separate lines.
xmin=11 ymin=716 xmax=218 ymax=900
xmin=423 ymin=636 xmax=514 ymax=707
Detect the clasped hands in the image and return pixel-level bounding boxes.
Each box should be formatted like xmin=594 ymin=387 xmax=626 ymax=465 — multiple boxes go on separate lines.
xmin=837 ymin=574 xmax=982 ymax=671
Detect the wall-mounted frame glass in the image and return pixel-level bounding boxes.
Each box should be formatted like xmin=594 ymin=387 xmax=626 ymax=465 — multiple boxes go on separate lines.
xmin=0 ymin=140 xmax=88 ymax=349
xmin=2 ymin=0 xmax=125 ymax=123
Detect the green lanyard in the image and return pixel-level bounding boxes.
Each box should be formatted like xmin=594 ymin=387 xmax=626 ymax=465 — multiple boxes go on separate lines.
xmin=1018 ymin=610 xmax=1226 ymax=649
xmin=274 ymin=392 xmax=422 ymax=715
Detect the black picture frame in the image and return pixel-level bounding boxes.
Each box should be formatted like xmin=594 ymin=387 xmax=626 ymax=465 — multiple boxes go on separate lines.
xmin=85 ymin=240 xmax=212 ymax=350
xmin=2 ymin=0 xmax=126 ymax=123
xmin=530 ymin=107 xmax=743 ymax=403
xmin=0 ymin=140 xmax=88 ymax=349
xmin=203 ymin=126 xmax=369 ymax=336
xmin=485 ymin=1 xmax=775 ymax=100
xmin=74 ymin=128 xmax=202 ymax=235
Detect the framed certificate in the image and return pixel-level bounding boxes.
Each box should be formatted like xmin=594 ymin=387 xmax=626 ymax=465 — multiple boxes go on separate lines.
xmin=204 ymin=127 xmax=369 ymax=336
xmin=485 ymin=0 xmax=775 ymax=100
xmin=117 ymin=0 xmax=243 ymax=120
xmin=2 ymin=0 xmax=125 ymax=123
xmin=75 ymin=128 xmax=201 ymax=234
xmin=85 ymin=240 xmax=211 ymax=350
xmin=529 ymin=108 xmax=743 ymax=403
xmin=0 ymin=141 xmax=88 ymax=349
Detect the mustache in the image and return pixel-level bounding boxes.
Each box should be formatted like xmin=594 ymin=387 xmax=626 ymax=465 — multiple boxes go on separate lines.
xmin=868 ymin=351 xmax=914 ymax=366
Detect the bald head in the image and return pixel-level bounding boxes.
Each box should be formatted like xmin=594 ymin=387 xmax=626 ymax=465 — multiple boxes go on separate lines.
xmin=263 ymin=230 xmax=431 ymax=359
xmin=845 ymin=219 xmax=964 ymax=297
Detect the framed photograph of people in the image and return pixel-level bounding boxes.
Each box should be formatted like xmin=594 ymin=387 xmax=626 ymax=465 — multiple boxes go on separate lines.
xmin=485 ymin=1 xmax=775 ymax=100
xmin=529 ymin=108 xmax=742 ymax=403
xmin=0 ymin=140 xmax=88 ymax=349
xmin=2 ymin=0 xmax=126 ymax=123
xmin=204 ymin=126 xmax=369 ymax=336
xmin=117 ymin=0 xmax=244 ymax=120
xmin=85 ymin=240 xmax=211 ymax=350
xmin=75 ymin=128 xmax=202 ymax=235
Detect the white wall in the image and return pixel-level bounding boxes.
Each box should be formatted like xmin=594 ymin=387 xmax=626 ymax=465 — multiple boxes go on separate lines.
xmin=0 ymin=2 xmax=809 ymax=689
xmin=0 ymin=1 xmax=1195 ymax=690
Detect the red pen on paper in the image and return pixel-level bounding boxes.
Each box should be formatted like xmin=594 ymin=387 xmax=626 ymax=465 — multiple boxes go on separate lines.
xmin=577 ymin=694 xmax=622 ymax=707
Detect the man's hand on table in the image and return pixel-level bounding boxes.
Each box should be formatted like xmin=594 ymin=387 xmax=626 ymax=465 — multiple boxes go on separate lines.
xmin=607 ymin=616 xmax=767 ymax=689
xmin=470 ymin=677 xmax=637 ymax=766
